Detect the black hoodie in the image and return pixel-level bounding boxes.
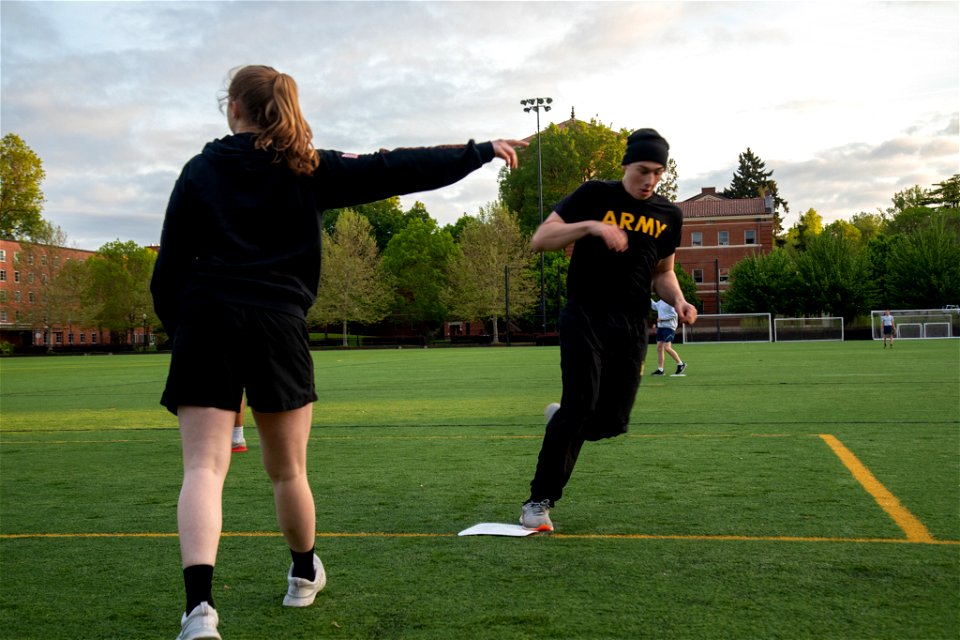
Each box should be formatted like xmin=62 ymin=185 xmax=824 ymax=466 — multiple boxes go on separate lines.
xmin=151 ymin=133 xmax=494 ymax=336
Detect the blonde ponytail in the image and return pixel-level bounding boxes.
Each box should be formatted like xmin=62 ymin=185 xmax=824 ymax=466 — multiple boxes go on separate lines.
xmin=226 ymin=65 xmax=319 ymax=177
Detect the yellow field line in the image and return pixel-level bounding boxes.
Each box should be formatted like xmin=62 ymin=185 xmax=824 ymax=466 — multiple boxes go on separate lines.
xmin=819 ymin=434 xmax=935 ymax=543
xmin=2 ymin=531 xmax=956 ymax=545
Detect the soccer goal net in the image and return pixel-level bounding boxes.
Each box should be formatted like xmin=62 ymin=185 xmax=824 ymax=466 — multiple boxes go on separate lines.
xmin=681 ymin=313 xmax=772 ymax=344
xmin=870 ymin=309 xmax=960 ymax=340
xmin=774 ymin=317 xmax=844 ymax=342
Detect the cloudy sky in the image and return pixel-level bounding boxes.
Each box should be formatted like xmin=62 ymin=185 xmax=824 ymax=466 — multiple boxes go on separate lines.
xmin=2 ymin=1 xmax=957 ymax=251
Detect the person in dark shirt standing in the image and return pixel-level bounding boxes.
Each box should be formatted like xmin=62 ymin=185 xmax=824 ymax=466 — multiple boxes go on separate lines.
xmin=152 ymin=64 xmax=526 ymax=640
xmin=519 ymin=129 xmax=697 ymax=532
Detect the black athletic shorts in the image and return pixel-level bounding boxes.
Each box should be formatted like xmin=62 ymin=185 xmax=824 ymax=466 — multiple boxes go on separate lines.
xmin=160 ymin=302 xmax=318 ymax=415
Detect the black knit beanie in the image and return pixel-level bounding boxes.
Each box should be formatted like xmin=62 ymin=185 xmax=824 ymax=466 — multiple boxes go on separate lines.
xmin=621 ymin=128 xmax=669 ymax=166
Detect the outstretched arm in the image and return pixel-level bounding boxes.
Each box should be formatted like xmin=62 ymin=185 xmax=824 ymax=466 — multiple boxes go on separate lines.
xmin=315 ymin=138 xmax=527 ymax=210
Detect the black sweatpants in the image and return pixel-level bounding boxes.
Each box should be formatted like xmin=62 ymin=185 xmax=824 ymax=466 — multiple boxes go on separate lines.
xmin=528 ymin=302 xmax=648 ymax=506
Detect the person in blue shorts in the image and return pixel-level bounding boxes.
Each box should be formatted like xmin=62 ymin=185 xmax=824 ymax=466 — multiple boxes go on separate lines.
xmin=881 ymin=309 xmax=896 ymax=348
xmin=152 ymin=64 xmax=527 ymax=640
xmin=650 ymin=297 xmax=686 ymax=376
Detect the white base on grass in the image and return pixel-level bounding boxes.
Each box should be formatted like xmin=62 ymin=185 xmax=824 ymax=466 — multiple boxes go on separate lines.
xmin=458 ymin=523 xmax=539 ymax=537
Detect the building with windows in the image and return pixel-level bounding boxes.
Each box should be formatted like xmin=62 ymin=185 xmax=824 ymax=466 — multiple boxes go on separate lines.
xmin=0 ymin=239 xmax=103 ymax=349
xmin=674 ymin=187 xmax=777 ymax=313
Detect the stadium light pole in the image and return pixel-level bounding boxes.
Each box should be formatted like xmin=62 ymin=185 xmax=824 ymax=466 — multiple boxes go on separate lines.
xmin=521 ymin=97 xmax=552 ymax=335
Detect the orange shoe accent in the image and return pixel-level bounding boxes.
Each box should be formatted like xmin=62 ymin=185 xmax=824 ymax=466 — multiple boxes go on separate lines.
xmin=231 ymin=443 xmax=248 ymax=453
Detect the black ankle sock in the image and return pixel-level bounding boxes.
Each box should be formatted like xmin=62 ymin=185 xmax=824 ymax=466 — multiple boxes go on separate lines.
xmin=183 ymin=564 xmax=215 ymax=614
xmin=291 ymin=547 xmax=316 ymax=581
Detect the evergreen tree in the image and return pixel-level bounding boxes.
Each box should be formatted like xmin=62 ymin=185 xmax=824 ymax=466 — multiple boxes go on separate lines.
xmin=722 ymin=148 xmax=788 ymax=235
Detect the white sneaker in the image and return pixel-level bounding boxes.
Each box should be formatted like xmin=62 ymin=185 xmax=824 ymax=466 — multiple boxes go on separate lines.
xmin=176 ymin=602 xmax=220 ymax=640
xmin=520 ymin=499 xmax=554 ymax=532
xmin=544 ymin=403 xmax=561 ymax=423
xmin=283 ymin=554 xmax=327 ymax=607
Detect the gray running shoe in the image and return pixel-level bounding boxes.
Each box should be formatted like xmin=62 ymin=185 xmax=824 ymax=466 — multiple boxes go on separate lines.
xmin=283 ymin=554 xmax=327 ymax=607
xmin=672 ymin=362 xmax=687 ymax=376
xmin=520 ymin=499 xmax=554 ymax=532
xmin=176 ymin=602 xmax=220 ymax=640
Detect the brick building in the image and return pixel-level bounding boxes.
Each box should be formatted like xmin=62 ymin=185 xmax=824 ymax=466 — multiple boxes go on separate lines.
xmin=0 ymin=239 xmax=109 ymax=349
xmin=674 ymin=188 xmax=777 ymax=313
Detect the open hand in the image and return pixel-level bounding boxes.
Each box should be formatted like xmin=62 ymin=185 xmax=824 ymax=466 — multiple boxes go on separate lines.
xmin=491 ymin=139 xmax=529 ymax=169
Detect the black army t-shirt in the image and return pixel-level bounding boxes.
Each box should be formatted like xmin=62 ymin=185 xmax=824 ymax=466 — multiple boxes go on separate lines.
xmin=556 ymin=180 xmax=683 ymax=313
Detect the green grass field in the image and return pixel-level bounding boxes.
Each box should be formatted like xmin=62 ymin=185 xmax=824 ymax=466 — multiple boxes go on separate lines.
xmin=1 ymin=340 xmax=958 ymax=639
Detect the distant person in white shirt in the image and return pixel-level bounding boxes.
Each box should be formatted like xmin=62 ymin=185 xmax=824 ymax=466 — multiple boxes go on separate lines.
xmin=651 ymin=298 xmax=686 ymax=376
xmin=881 ymin=310 xmax=896 ymax=349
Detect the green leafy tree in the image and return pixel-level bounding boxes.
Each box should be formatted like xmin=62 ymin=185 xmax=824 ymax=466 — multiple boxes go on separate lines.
xmin=889 ymin=185 xmax=928 ymax=214
xmin=443 ymin=215 xmax=473 ymax=243
xmin=83 ymin=240 xmax=157 ymax=344
xmin=381 ymin=217 xmax=457 ymax=329
xmin=864 ymin=234 xmax=894 ymax=307
xmin=793 ymin=232 xmax=875 ymax=322
xmin=538 ymin=250 xmax=569 ymax=331
xmin=824 ymin=219 xmax=862 ymax=244
xmin=445 ymin=203 xmax=536 ymax=343
xmin=886 ymin=213 xmax=960 ymax=308
xmin=499 ymin=118 xmax=630 ymax=234
xmin=722 ymin=148 xmax=788 ymax=235
xmin=324 ymin=197 xmax=406 ymax=252
xmin=656 ymin=158 xmax=679 ymax=201
xmin=849 ymin=211 xmax=887 ymax=244
xmin=0 ymin=133 xmax=47 ymax=241
xmin=784 ymin=208 xmax=823 ymax=252
xmin=38 ymin=257 xmax=94 ymax=337
xmin=725 ymin=249 xmax=802 ymax=316
xmin=308 ymin=210 xmax=393 ymax=345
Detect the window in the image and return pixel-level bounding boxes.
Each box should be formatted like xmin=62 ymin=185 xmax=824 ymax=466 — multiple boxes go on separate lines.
xmin=79 ymin=333 xmax=86 ymax=344
xmin=27 ymin=254 xmax=34 ymax=265
xmin=14 ymin=252 xmax=21 ymax=263
xmin=28 ymin=292 xmax=35 ymax=303
xmin=68 ymin=333 xmax=75 ymax=345
xmin=14 ymin=291 xmax=21 ymax=302
xmin=27 ymin=273 xmax=34 ymax=284
xmin=0 ymin=270 xmax=5 ymax=281
xmin=0 ymin=310 xmax=6 ymax=322
xmin=41 ymin=255 xmax=47 ymax=266
xmin=14 ymin=271 xmax=21 ymax=283
xmin=719 ymin=269 xmax=729 ymax=283
xmin=91 ymin=333 xmax=98 ymax=345
xmin=718 ymin=231 xmax=729 ymax=246
xmin=54 ymin=332 xmax=63 ymax=345
xmin=0 ymin=250 xmax=5 ymax=262
xmin=691 ymin=231 xmax=703 ymax=247
xmin=745 ymin=229 xmax=757 ymax=244
xmin=692 ymin=269 xmax=704 ymax=284
xmin=15 ymin=310 xmax=22 ymax=321
xmin=0 ymin=291 xmax=5 ymax=302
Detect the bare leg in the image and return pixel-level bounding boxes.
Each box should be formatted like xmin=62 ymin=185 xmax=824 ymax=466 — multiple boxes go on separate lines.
xmin=254 ymin=404 xmax=316 ymax=552
xmin=178 ymin=406 xmax=235 ymax=567
xmin=657 ymin=342 xmax=666 ymax=369
xmin=664 ymin=342 xmax=682 ymax=364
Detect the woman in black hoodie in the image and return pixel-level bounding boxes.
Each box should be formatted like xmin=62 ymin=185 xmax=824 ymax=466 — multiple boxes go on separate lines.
xmin=152 ymin=64 xmax=524 ymax=640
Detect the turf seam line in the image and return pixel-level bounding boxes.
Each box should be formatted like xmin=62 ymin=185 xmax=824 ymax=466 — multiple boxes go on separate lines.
xmin=819 ymin=433 xmax=935 ymax=543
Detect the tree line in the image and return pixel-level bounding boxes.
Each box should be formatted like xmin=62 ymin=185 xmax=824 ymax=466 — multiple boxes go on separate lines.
xmin=3 ymin=128 xmax=958 ymax=348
